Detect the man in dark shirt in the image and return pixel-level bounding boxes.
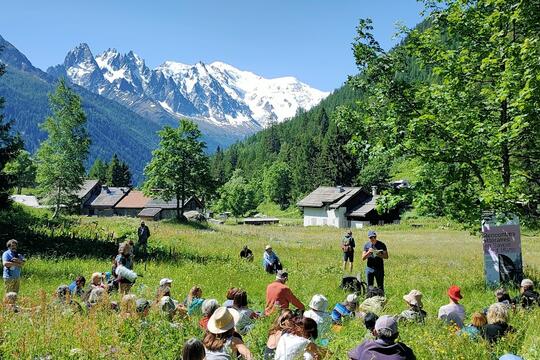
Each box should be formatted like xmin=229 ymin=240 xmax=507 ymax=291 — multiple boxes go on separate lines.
xmin=362 ymin=230 xmax=388 ymax=292
xmin=137 ymin=221 xmax=150 ymax=257
xmin=240 ymin=245 xmax=253 ymax=261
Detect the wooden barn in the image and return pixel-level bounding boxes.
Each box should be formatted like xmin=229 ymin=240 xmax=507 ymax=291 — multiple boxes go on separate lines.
xmin=114 ymin=190 xmax=151 ymax=217
xmin=137 ymin=196 xmax=204 ymax=221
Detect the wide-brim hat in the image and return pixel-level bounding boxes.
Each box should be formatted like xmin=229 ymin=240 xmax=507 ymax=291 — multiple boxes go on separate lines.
xmin=265 ymin=245 xmax=272 ymax=251
xmin=159 ymin=278 xmax=173 ymax=286
xmin=403 ymin=290 xmax=423 ymax=308
xmin=309 ymin=294 xmax=328 ymax=312
xmin=448 ymin=285 xmax=463 ymax=302
xmin=207 ymin=306 xmax=240 ymax=334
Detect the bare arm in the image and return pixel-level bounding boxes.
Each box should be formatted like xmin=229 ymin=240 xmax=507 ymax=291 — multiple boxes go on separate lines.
xmin=232 ymin=338 xmax=253 ymax=360
xmin=361 ymin=248 xmax=373 ymax=261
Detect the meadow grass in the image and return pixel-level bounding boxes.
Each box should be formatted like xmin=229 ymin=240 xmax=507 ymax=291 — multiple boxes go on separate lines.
xmin=1 ymin=215 xmax=540 ymax=359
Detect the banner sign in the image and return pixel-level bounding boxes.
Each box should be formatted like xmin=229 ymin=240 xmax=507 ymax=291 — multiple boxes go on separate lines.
xmin=481 ymin=216 xmax=523 ymax=287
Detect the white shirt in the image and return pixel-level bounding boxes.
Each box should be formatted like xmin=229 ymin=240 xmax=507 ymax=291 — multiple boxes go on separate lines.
xmin=438 ymin=302 xmax=465 ymax=321
xmin=274 ymin=333 xmax=313 ymax=360
xmin=303 ymin=309 xmax=332 ymax=338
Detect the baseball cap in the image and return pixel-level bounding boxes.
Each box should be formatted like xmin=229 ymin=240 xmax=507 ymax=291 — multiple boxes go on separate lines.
xmin=265 ymin=245 xmax=272 ymax=250
xmin=375 ymin=315 xmax=398 ymax=336
xmin=521 ymin=279 xmax=534 ymax=287
xmin=368 ymin=230 xmax=377 ymax=238
xmin=448 ymin=285 xmax=463 ymax=302
xmin=159 ymin=278 xmax=173 ymax=286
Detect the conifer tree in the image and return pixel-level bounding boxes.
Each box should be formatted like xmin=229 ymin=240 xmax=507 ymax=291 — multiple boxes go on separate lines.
xmin=88 ymin=158 xmax=108 ymax=183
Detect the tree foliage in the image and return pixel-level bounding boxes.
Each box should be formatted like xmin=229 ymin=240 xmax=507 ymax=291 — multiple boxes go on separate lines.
xmin=143 ymin=119 xmax=209 ymax=220
xmin=262 ymin=162 xmax=292 ymax=209
xmin=4 ymin=150 xmax=36 ymax=194
xmin=215 ymin=171 xmax=260 ymax=218
xmin=36 ymin=79 xmax=90 ymax=217
xmin=108 ymin=154 xmax=132 ymax=187
xmin=88 ymin=158 xmax=108 ymax=183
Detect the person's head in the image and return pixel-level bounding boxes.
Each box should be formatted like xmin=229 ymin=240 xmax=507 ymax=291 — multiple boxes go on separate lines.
xmin=140 ymin=221 xmax=145 ymax=227
xmin=88 ymin=287 xmax=105 ymax=305
xmin=269 ymin=309 xmax=294 ymax=335
xmin=470 ymin=312 xmax=487 ymax=328
xmin=202 ymin=299 xmax=220 ymax=318
xmin=6 ymin=239 xmax=18 ymax=251
xmin=345 ymin=293 xmax=358 ymax=311
xmin=136 ymin=298 xmax=151 ymax=317
xmin=206 ymin=307 xmax=240 ymax=336
xmin=182 ymin=338 xmax=205 ymax=360
xmin=374 ymin=315 xmax=399 ymax=342
xmin=520 ymin=279 xmax=534 ymax=293
xmin=75 ymin=275 xmax=86 ymax=288
xmin=495 ymin=288 xmax=511 ymax=303
xmin=233 ymin=289 xmax=248 ymax=309
xmin=118 ymin=242 xmax=130 ymax=255
xmin=366 ymin=287 xmax=385 ymax=299
xmin=56 ymin=285 xmax=70 ymax=300
xmin=347 ymin=230 xmax=352 ymax=236
xmin=276 ymin=270 xmax=288 ymax=283
xmin=487 ymin=303 xmax=509 ymax=325
xmin=243 ymin=245 xmax=248 ymax=250
xmin=447 ymin=285 xmax=463 ymax=303
xmin=302 ymin=317 xmax=318 ymax=340
xmin=156 ymin=285 xmax=171 ymax=299
xmin=226 ymin=287 xmax=239 ymax=301
xmin=91 ymin=272 xmax=102 ymax=286
xmin=121 ymin=294 xmax=137 ymax=314
xmin=4 ymin=292 xmax=17 ymax=305
xmin=159 ymin=278 xmax=173 ymax=287
xmin=308 ymin=294 xmax=328 ymax=313
xmin=403 ymin=289 xmax=423 ymax=309
xmin=265 ymin=245 xmax=273 ymax=253
xmin=188 ymin=286 xmax=202 ymax=301
xmin=368 ymin=230 xmax=377 ymax=244
xmin=364 ymin=312 xmax=379 ymax=332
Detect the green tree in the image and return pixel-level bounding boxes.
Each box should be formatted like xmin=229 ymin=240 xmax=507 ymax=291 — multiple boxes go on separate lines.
xmin=215 ymin=171 xmax=259 ymax=218
xmin=108 ymin=154 xmax=132 ymax=187
xmin=0 ymin=56 xmax=23 ymax=208
xmin=88 ymin=158 xmax=108 ymax=183
xmin=36 ymin=79 xmax=90 ymax=217
xmin=143 ymin=119 xmax=209 ymax=220
xmin=262 ymin=161 xmax=292 ymax=209
xmin=4 ymin=150 xmax=36 ymax=194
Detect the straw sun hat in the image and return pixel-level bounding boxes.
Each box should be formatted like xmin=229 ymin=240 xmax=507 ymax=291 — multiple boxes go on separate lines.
xmin=207 ymin=306 xmax=240 ymax=334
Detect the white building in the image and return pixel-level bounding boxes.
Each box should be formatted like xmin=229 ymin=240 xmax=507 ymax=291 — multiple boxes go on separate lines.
xmin=297 ymin=186 xmax=400 ymax=228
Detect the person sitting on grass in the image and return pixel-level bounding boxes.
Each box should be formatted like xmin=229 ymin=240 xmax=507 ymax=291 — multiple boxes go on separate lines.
xmin=398 ymin=290 xmax=427 ymax=323
xmin=358 ymin=287 xmax=387 ymax=317
xmin=203 ymin=306 xmax=253 ymax=360
xmin=483 ymin=288 xmax=513 ymax=315
xmin=484 ymin=303 xmax=514 ymax=343
xmin=184 ymin=286 xmax=204 ymax=316
xmin=264 ymin=310 xmax=294 ymax=360
xmin=263 ymin=245 xmax=282 ymax=274
xmin=87 ymin=287 xmax=106 ymax=308
xmin=182 ymin=338 xmax=206 ymax=360
xmin=457 ymin=312 xmax=487 ymax=340
xmin=348 ymin=315 xmax=416 ymax=360
xmin=90 ymin=272 xmax=105 ymax=290
xmin=514 ymin=279 xmax=539 ymax=309
xmin=68 ymin=275 xmax=86 ymax=298
xmin=113 ymin=242 xmax=135 ymax=294
xmin=363 ymin=312 xmax=379 ymax=340
xmin=3 ymin=291 xmax=20 ymax=313
xmin=240 ymin=245 xmax=254 ymax=261
xmin=232 ymin=289 xmax=259 ymax=335
xmin=331 ymin=293 xmax=358 ymax=324
xmin=136 ymin=298 xmax=151 ymax=320
xmin=223 ymin=287 xmax=239 ymax=308
xmin=275 ymin=316 xmax=327 ymax=360
xmin=438 ymin=285 xmax=465 ymax=323
xmin=200 ymin=299 xmax=220 ymax=330
xmin=120 ymin=294 xmax=137 ymax=318
xmin=304 ymin=294 xmax=332 ymax=339
xmin=54 ymin=285 xmax=83 ymax=314
xmin=264 ymin=270 xmax=305 ymax=316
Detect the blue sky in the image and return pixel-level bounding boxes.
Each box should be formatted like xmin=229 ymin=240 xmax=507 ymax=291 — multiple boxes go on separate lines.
xmin=0 ymin=0 xmax=424 ymax=91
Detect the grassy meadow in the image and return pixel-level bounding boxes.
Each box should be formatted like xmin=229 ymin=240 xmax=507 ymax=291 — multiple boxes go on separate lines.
xmin=1 ymin=212 xmax=540 ymax=359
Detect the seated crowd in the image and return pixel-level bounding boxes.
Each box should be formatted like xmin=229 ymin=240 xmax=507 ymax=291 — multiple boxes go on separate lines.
xmin=3 ymin=240 xmax=539 ymax=360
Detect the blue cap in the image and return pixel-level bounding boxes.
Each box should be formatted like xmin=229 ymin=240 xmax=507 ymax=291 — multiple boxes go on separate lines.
xmin=368 ymin=230 xmax=377 ymax=238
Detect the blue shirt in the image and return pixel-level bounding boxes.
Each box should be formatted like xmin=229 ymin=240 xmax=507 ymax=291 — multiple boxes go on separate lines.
xmin=263 ymin=251 xmax=279 ymax=267
xmin=2 ymin=249 xmax=23 ymax=279
xmin=331 ymin=302 xmax=352 ymax=323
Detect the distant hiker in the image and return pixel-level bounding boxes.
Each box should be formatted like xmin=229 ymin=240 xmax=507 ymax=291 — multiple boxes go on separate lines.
xmin=2 ymin=239 xmax=25 ymax=293
xmin=68 ymin=275 xmax=86 ymax=297
xmin=182 ymin=338 xmax=206 ymax=360
xmin=342 ymin=230 xmax=356 ymax=273
xmin=484 ymin=303 xmax=514 ymax=343
xmin=137 ymin=221 xmax=150 ymax=255
xmin=514 ymin=278 xmax=540 ymax=309
xmin=398 ymin=290 xmax=427 ymax=323
xmin=348 ymin=315 xmax=416 ymax=360
xmin=362 ymin=230 xmax=388 ymax=291
xmin=331 ymin=293 xmax=358 ymax=324
xmin=438 ymin=285 xmax=465 ymax=323
xmin=240 ymin=245 xmax=253 ymax=261
xmin=265 ymin=270 xmax=305 ymax=316
xmin=263 ymin=245 xmax=282 ymax=274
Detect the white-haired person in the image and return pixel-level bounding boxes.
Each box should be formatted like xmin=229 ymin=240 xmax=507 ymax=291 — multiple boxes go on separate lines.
xmin=484 ymin=302 xmax=514 ymax=343
xmin=304 ymin=294 xmax=332 ymax=339
xmin=514 ymin=279 xmax=539 ymax=309
xmin=199 ymin=299 xmax=219 ymax=330
xmin=398 ymin=290 xmax=427 ymax=323
xmin=348 ymin=315 xmax=415 ymax=360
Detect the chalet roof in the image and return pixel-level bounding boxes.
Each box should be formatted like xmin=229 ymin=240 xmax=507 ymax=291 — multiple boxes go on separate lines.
xmin=145 ymin=196 xmax=199 ymax=209
xmin=347 ymin=195 xmax=380 ymax=217
xmin=138 ymin=207 xmax=162 ymax=217
xmin=114 ymin=190 xmax=151 ymax=209
xmin=297 ymin=187 xmax=361 ymax=208
xmin=90 ymin=186 xmax=130 ymax=207
xmin=76 ymin=179 xmax=100 ymax=199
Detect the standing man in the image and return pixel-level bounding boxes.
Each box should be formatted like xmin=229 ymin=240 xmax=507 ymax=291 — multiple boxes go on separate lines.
xmin=362 ymin=230 xmax=388 ymax=291
xmin=341 ymin=230 xmax=356 ymax=272
xmin=265 ymin=270 xmax=305 ymax=315
xmin=2 ymin=239 xmax=25 ymax=293
xmin=137 ymin=221 xmax=150 ymax=259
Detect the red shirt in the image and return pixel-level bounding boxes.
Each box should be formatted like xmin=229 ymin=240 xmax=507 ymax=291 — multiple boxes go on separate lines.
xmin=199 ymin=316 xmax=209 ymax=329
xmin=265 ymin=281 xmax=305 ymax=316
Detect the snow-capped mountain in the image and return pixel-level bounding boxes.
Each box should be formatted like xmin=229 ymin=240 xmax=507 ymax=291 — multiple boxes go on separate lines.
xmin=48 ymin=44 xmax=329 ymax=130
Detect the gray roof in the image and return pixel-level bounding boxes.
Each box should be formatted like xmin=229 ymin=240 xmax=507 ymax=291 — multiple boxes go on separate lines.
xmin=138 ymin=207 xmax=162 ymax=217
xmin=297 ymin=187 xmax=361 ymax=208
xmin=90 ymin=186 xmax=130 ymax=207
xmin=347 ymin=195 xmax=379 ymax=217
xmin=145 ymin=196 xmax=198 ymax=209
xmin=76 ymin=179 xmax=100 ymax=199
